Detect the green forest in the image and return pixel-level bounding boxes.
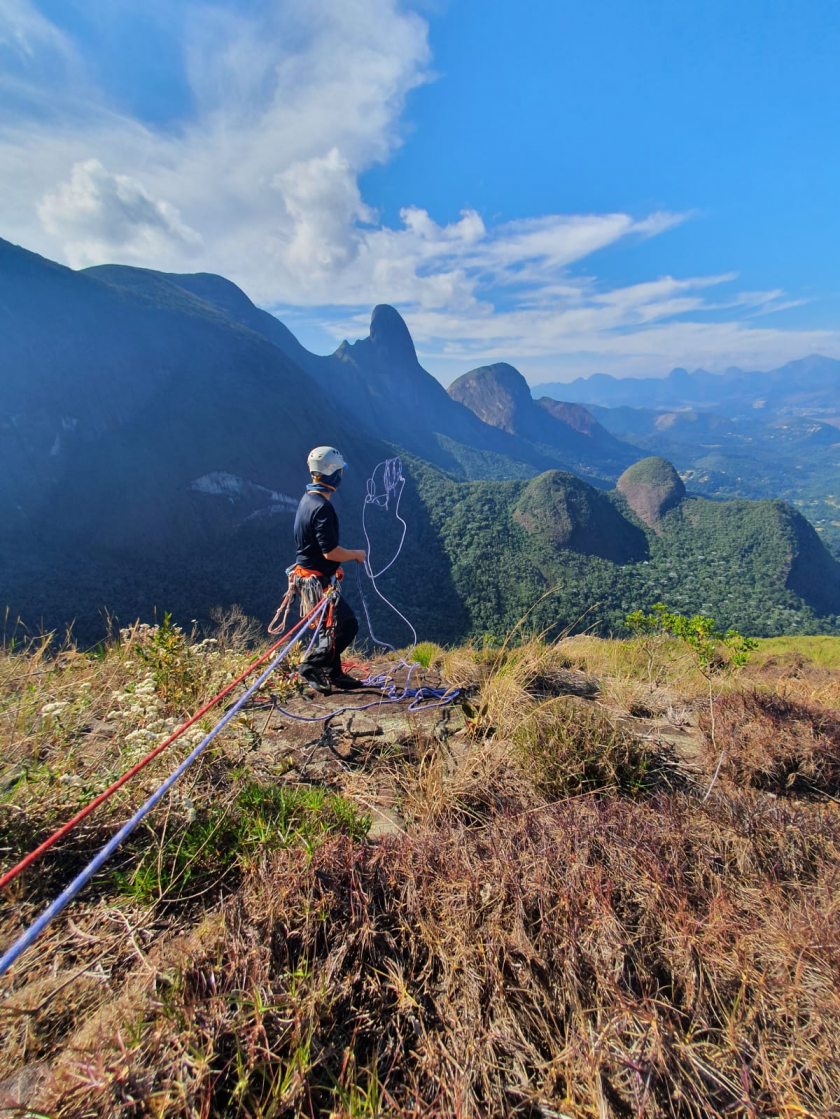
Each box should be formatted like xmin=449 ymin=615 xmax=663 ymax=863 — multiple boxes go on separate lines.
xmin=395 ymin=459 xmax=839 ymax=642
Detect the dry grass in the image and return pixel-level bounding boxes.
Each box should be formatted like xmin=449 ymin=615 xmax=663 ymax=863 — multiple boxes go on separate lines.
xmin=698 ymin=689 xmax=840 ymax=797
xmin=2 ymin=626 xmax=840 ymax=1116
xmin=746 ymin=649 xmax=840 ymax=709
xmin=6 ymin=793 xmax=839 ymax=1117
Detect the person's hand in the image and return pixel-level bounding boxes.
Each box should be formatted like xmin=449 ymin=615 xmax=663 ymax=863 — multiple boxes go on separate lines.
xmin=354 ymin=549 xmax=367 ymax=564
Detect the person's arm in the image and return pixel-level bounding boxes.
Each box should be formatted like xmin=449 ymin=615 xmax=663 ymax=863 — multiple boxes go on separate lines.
xmin=314 ymin=503 xmax=365 ymax=564
xmin=324 ymin=545 xmax=366 ymax=564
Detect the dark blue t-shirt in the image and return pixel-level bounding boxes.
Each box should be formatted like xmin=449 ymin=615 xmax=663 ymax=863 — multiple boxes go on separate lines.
xmin=294 ymin=491 xmax=340 ymax=581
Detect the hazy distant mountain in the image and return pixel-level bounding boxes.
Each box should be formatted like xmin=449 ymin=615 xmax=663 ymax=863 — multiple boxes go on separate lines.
xmin=535 ymin=360 xmax=840 ymax=559
xmin=534 ymin=355 xmax=840 ymax=418
xmin=447 ymin=362 xmax=639 ymax=481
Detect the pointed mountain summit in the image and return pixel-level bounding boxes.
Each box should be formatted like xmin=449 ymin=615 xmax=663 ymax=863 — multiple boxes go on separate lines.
xmin=369 ymin=303 xmax=418 ymax=369
xmin=617 ymin=456 xmax=686 ymax=527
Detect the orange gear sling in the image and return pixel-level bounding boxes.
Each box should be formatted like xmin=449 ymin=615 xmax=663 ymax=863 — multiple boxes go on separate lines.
xmin=268 ymin=563 xmax=343 ymax=637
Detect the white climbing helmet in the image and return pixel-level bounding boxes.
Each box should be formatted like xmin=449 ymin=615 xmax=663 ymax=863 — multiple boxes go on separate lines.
xmin=307 ymin=445 xmax=347 ymax=476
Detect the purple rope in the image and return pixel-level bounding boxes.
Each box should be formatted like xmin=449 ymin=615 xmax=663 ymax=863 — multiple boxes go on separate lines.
xmin=269 ymin=456 xmax=460 ymax=722
xmin=264 ymin=679 xmax=459 ymax=725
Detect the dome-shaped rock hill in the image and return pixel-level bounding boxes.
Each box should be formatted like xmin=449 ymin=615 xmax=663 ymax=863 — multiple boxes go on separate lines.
xmin=513 ymin=471 xmax=648 ymax=563
xmin=617 ymin=456 xmax=686 ymax=527
xmin=447 ymin=363 xmax=532 ymax=434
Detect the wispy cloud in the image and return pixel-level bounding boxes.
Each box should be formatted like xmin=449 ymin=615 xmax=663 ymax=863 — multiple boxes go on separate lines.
xmin=0 ymin=0 xmax=71 ymax=58
xmin=0 ymin=0 xmax=837 ymax=380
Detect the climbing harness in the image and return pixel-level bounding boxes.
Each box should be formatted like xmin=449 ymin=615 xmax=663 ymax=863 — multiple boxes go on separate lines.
xmin=269 ymin=455 xmax=459 ymax=719
xmin=268 ymin=565 xmax=343 ymax=636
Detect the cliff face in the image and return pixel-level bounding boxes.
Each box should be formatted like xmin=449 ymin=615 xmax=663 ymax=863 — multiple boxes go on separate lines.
xmin=617 ymin=457 xmax=686 ymax=528
xmin=448 ymin=363 xmax=534 ymax=434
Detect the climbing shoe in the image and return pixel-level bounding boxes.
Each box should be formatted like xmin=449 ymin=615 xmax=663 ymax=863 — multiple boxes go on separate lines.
xmin=329 ymin=670 xmax=364 ymax=690
xmin=297 ymin=663 xmax=331 ymax=694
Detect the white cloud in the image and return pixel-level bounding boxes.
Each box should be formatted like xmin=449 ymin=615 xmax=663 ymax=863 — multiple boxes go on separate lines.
xmin=38 ymin=159 xmax=202 ymax=267
xmin=0 ymin=0 xmax=838 ymax=379
xmin=274 ymin=148 xmax=375 ymax=275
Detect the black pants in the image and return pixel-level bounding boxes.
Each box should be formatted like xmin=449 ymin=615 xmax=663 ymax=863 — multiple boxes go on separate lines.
xmin=301 ymin=594 xmax=358 ymax=673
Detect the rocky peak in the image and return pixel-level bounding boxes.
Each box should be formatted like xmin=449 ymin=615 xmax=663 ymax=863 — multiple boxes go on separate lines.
xmin=616 ymin=456 xmax=686 ymax=528
xmin=537 ymin=398 xmax=600 ymax=436
xmin=447 ymin=363 xmax=532 ymax=434
xmin=369 ymin=304 xmax=418 ymax=370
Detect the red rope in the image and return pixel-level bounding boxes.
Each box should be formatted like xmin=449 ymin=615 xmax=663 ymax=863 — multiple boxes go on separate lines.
xmin=0 ymin=604 xmax=322 ymax=892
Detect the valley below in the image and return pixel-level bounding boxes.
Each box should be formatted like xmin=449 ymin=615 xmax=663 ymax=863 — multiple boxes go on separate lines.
xmin=1 ymin=237 xmax=839 ymax=647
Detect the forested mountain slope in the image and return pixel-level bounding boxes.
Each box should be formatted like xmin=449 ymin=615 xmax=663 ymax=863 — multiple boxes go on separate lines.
xmin=548 ymin=387 xmax=840 ymax=559
xmin=407 ymin=458 xmax=840 ymax=638
xmin=89 ymin=264 xmax=557 ymax=481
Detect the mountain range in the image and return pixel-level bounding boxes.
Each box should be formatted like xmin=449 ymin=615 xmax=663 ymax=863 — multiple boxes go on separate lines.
xmin=1 ymin=236 xmax=838 ymax=644
xmin=535 ymin=356 xmax=840 ymax=418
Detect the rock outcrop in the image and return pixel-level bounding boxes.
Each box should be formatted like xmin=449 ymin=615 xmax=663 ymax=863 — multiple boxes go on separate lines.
xmin=617 ymin=456 xmax=686 ymax=527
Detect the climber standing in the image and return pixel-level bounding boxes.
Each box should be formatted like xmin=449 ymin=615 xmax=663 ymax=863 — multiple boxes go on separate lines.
xmin=293 ymin=446 xmax=366 ymax=694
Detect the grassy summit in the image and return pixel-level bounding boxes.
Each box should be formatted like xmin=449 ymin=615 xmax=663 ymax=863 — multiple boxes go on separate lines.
xmin=2 ymin=614 xmax=840 ymax=1115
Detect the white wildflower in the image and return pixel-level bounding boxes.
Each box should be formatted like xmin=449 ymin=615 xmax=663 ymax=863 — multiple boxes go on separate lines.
xmin=40 ymin=701 xmax=68 ymax=718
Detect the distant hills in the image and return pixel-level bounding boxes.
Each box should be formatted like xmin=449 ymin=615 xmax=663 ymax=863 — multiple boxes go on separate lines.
xmin=534 ymin=355 xmax=840 ymax=418
xmin=447 ymin=362 xmax=636 ymax=480
xmin=412 ymin=453 xmax=840 ymax=637
xmin=534 ymin=359 xmax=840 ymax=561
xmin=1 ymin=236 xmax=838 ymax=642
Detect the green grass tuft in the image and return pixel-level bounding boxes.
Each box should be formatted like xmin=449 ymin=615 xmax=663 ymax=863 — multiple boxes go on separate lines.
xmin=116 ymin=782 xmax=370 ymax=903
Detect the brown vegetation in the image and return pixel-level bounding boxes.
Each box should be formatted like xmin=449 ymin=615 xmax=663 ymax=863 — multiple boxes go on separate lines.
xmin=2 ymin=622 xmax=840 ymax=1116
xmin=698 ymin=689 xmax=840 ymax=797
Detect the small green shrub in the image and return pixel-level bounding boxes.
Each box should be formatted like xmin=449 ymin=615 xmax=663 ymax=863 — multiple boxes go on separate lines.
xmin=517 ymin=699 xmax=661 ymax=799
xmin=411 ymin=641 xmax=443 ymax=669
xmin=133 ymin=612 xmax=204 ymax=709
xmin=625 ymin=603 xmax=757 ymax=674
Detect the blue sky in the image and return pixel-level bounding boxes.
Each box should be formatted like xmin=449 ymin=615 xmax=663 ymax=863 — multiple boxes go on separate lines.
xmin=1 ymin=0 xmax=839 ymax=382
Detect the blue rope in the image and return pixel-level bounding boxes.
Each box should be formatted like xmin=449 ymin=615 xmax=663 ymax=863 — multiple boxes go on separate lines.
xmin=0 ymin=601 xmax=328 ymax=980
xmin=261 ymin=677 xmax=458 ymax=725
xmin=0 ymin=457 xmax=459 ymax=977
xmin=359 ymin=457 xmax=417 ymax=652
xmin=267 ymin=456 xmax=459 ymax=722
